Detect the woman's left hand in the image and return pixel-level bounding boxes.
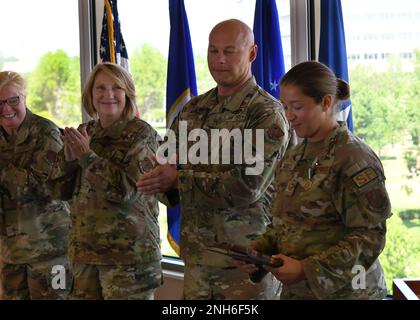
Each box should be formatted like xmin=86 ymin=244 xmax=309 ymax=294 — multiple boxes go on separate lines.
xmin=264 ymin=253 xmax=306 ymax=285
xmin=63 ymin=127 xmax=90 ymax=160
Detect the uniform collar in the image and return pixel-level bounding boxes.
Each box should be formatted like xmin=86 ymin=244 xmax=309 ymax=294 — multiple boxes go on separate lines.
xmin=0 ymin=108 xmax=35 ymax=145
xmin=293 ymin=121 xmax=347 ymax=161
xmin=313 ymin=121 xmax=347 ymax=151
xmin=220 ymin=77 xmax=257 ymax=112
xmin=91 ymin=117 xmax=129 ymax=139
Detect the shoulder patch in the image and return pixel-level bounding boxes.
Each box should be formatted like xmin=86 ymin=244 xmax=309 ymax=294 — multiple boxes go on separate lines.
xmin=352 ymin=167 xmax=378 ymax=188
xmin=45 ymin=150 xmax=58 ymax=165
xmin=267 ymin=123 xmax=285 ymax=141
xmin=364 ymin=188 xmax=388 ymax=212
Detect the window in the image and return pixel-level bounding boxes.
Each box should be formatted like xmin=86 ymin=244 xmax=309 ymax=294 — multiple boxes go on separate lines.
xmin=342 ymin=0 xmax=420 ymax=293
xmin=0 ymin=0 xmax=81 ymax=128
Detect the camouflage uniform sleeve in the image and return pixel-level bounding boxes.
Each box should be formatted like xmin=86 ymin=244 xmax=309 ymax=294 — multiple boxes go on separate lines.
xmin=250 ymin=223 xmax=278 ymax=255
xmin=178 ymin=105 xmax=292 ymax=209
xmin=301 ymin=152 xmax=391 ymax=299
xmin=1 ymin=124 xmax=64 ymax=202
xmin=250 ymin=154 xmax=289 ymax=255
xmin=77 ymin=124 xmax=164 ymax=205
xmin=46 ymin=149 xmax=79 ymax=200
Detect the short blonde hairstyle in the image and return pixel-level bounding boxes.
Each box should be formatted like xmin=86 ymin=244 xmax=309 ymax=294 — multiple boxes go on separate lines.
xmin=0 ymin=71 xmax=26 ymax=94
xmin=82 ymin=62 xmax=137 ymax=119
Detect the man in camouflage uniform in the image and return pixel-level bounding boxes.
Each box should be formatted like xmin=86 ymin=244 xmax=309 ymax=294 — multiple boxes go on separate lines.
xmin=137 ymin=19 xmax=294 ymax=299
xmin=47 ymin=63 xmax=164 ymax=299
xmin=249 ymin=61 xmax=391 ymax=299
xmin=0 ymin=71 xmax=70 ymax=299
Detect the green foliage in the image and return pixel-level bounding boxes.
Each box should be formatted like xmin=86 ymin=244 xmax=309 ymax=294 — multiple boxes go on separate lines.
xmin=350 ymin=57 xmax=409 ymax=153
xmin=150 ymin=108 xmax=166 ymax=122
xmin=379 ymin=155 xmax=397 ymax=160
xmin=380 ymin=214 xmax=419 ymax=293
xmin=400 ymin=184 xmax=413 ymax=197
xmin=398 ymin=209 xmax=420 ymax=221
xmin=130 ymin=44 xmax=167 ymax=122
xmin=61 ymin=56 xmax=82 ymax=125
xmin=350 ymin=51 xmax=420 ymax=175
xmin=194 ymin=55 xmax=216 ymax=94
xmin=400 ymin=49 xmax=420 ymax=178
xmin=403 ymin=149 xmax=420 ymax=177
xmin=128 ymin=46 xmax=217 ymax=123
xmin=26 ymin=50 xmax=81 ymax=127
xmin=353 ymin=51 xmax=420 ymax=177
xmin=407 ymin=49 xmax=420 ymax=147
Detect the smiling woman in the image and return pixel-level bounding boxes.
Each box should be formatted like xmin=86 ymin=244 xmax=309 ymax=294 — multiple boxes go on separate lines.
xmin=91 ymin=73 xmax=126 ymax=127
xmin=0 ymin=74 xmax=27 ymax=135
xmin=46 ymin=62 xmax=170 ymax=300
xmin=246 ymin=61 xmax=392 ymax=299
xmin=0 ymin=70 xmax=71 ymax=299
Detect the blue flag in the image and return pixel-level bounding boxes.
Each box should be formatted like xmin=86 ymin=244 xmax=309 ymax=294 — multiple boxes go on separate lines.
xmin=100 ymin=0 xmax=129 ymax=71
xmin=318 ymin=0 xmax=353 ymax=131
xmin=166 ymin=0 xmax=197 ymax=255
xmin=252 ymin=0 xmax=285 ymax=98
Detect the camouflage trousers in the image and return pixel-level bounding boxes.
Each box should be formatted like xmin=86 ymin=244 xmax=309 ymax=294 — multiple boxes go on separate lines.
xmin=183 ymin=263 xmax=281 ymax=300
xmin=70 ymin=260 xmax=162 ymax=300
xmin=0 ymin=255 xmax=70 ymax=300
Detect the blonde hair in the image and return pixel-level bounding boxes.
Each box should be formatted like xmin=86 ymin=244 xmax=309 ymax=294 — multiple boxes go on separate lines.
xmin=82 ymin=62 xmax=137 ymax=119
xmin=0 ymin=71 xmax=26 ymax=94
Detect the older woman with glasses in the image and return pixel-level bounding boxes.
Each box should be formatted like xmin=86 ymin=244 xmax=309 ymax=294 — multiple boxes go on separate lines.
xmin=0 ymin=71 xmax=70 ymax=299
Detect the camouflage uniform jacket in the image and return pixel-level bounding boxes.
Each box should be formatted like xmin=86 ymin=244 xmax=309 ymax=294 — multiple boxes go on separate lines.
xmin=252 ymin=122 xmax=391 ymax=299
xmin=48 ymin=118 xmax=162 ymax=265
xmin=0 ymin=109 xmax=70 ymax=264
xmin=172 ymin=77 xmax=295 ymax=266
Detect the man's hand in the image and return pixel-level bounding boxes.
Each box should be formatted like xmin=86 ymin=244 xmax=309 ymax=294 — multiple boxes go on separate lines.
xmin=264 ymin=253 xmax=306 ymax=285
xmin=232 ymin=259 xmax=259 ymax=274
xmin=231 ymin=246 xmax=260 ymax=273
xmin=136 ymin=163 xmax=178 ymax=195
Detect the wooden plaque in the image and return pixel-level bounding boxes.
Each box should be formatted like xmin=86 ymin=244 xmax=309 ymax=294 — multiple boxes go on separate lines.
xmin=393 ymin=278 xmax=420 ymax=300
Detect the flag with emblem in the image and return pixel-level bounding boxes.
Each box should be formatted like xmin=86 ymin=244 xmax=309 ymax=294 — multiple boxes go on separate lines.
xmin=318 ymin=0 xmax=353 ymax=131
xmin=252 ymin=0 xmax=285 ymax=98
xmin=100 ymin=0 xmax=129 ymax=71
xmin=166 ymin=0 xmax=197 ymax=255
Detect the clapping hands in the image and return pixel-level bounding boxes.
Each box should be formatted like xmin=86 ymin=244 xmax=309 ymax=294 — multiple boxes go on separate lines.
xmin=63 ymin=126 xmax=90 ymax=161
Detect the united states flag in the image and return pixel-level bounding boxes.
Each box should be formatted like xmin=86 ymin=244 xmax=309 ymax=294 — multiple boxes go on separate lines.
xmin=100 ymin=0 xmax=129 ymax=71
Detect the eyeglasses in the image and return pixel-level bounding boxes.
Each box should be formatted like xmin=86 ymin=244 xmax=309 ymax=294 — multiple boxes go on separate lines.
xmin=0 ymin=95 xmax=21 ymax=108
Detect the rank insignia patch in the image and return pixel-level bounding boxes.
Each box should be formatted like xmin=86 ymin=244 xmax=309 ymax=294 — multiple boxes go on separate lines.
xmin=352 ymin=167 xmax=378 ymax=188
